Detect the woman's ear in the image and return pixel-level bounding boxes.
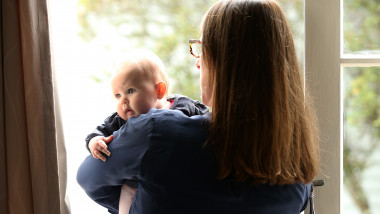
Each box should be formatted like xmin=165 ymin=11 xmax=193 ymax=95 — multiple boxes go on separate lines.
xmin=156 ymin=82 xmax=167 ymax=99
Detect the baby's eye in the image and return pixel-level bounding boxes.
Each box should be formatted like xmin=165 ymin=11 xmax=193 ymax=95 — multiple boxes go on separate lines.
xmin=115 ymin=94 xmax=121 ymax=99
xmin=127 ymin=89 xmax=136 ymax=94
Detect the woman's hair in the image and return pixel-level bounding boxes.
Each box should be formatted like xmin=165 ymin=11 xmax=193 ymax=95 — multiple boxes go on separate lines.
xmin=201 ymin=0 xmax=320 ymax=185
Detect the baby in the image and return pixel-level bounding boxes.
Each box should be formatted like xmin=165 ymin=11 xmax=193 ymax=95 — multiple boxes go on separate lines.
xmin=85 ymin=50 xmax=208 ymax=214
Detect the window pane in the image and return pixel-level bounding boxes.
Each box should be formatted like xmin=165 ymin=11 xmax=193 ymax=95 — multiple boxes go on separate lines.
xmin=343 ymin=67 xmax=380 ymax=214
xmin=52 ymin=0 xmax=306 ymax=213
xmin=343 ymin=1 xmax=380 ymax=54
xmin=75 ymin=0 xmax=306 ymax=99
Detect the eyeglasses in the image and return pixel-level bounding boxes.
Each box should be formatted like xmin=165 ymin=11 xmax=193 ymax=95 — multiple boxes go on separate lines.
xmin=189 ymin=39 xmax=201 ymax=58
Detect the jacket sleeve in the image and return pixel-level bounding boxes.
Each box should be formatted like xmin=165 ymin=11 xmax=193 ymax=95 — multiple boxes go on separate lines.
xmin=193 ymin=99 xmax=209 ymax=115
xmin=85 ymin=112 xmax=126 ymax=152
xmin=77 ymin=113 xmax=153 ymax=212
xmin=169 ymin=95 xmax=209 ymax=117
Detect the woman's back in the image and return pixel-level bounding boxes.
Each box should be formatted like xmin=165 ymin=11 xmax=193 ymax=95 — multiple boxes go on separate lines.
xmin=77 ymin=109 xmax=310 ymax=214
xmin=131 ymin=110 xmax=310 ymax=214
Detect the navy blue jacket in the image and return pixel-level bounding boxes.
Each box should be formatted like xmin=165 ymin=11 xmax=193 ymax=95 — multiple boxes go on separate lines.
xmin=85 ymin=94 xmax=209 ymax=152
xmin=77 ymin=109 xmax=310 ymax=214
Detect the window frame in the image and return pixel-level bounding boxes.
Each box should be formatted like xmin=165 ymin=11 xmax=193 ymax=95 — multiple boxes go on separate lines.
xmin=305 ymin=0 xmax=380 ymax=213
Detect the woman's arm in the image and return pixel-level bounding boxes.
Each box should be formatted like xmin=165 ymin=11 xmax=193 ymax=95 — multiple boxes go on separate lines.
xmin=77 ymin=113 xmax=154 ymax=212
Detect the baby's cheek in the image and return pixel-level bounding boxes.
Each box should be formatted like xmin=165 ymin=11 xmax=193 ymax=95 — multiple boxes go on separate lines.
xmin=116 ymin=105 xmax=126 ymax=120
xmin=142 ymin=102 xmax=155 ymax=114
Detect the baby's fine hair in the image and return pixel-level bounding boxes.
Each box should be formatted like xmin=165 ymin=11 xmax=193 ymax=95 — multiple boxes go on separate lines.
xmin=114 ymin=49 xmax=170 ymax=96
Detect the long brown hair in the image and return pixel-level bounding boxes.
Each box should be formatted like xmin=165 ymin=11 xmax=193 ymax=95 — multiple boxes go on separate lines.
xmin=201 ymin=0 xmax=320 ymax=185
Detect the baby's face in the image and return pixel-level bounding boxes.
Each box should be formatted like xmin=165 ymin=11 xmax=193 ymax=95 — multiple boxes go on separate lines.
xmin=111 ymin=65 xmax=158 ymax=120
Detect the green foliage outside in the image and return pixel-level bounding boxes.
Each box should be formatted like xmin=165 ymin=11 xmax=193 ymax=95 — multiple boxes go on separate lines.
xmin=77 ymin=0 xmax=304 ymax=100
xmin=343 ymin=0 xmax=380 ymax=213
xmin=77 ymin=0 xmax=380 ymax=213
xmin=78 ymin=0 xmax=218 ymax=100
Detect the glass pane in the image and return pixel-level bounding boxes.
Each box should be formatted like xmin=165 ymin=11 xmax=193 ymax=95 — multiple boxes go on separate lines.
xmin=343 ymin=67 xmax=380 ymax=214
xmin=76 ymin=0 xmax=219 ymax=100
xmin=50 ymin=0 xmax=305 ymax=213
xmin=343 ymin=1 xmax=380 ymax=54
xmin=75 ymin=0 xmax=305 ymax=99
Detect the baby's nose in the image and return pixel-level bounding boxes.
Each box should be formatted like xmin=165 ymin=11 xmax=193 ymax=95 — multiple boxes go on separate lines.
xmin=122 ymin=103 xmax=127 ymax=111
xmin=195 ymin=59 xmax=201 ymax=69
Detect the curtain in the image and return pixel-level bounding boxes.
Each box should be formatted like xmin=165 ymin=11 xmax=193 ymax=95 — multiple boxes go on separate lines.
xmin=0 ymin=0 xmax=70 ymax=213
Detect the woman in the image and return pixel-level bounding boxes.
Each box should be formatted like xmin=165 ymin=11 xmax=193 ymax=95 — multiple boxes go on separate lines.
xmin=77 ymin=0 xmax=320 ymax=213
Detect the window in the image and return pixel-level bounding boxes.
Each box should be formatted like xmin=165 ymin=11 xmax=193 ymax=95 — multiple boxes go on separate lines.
xmin=342 ymin=1 xmax=380 ymax=213
xmin=49 ymin=0 xmax=215 ymax=213
xmin=51 ymin=0 xmax=307 ymax=212
xmin=51 ymin=0 xmax=380 ymax=213
xmin=306 ymin=0 xmax=380 ymax=213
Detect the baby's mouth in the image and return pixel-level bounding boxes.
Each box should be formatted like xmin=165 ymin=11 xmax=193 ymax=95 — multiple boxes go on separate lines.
xmin=122 ymin=104 xmax=133 ymax=113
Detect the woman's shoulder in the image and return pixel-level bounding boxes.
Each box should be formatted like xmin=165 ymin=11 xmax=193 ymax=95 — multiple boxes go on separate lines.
xmin=133 ymin=108 xmax=210 ymax=126
xmin=128 ymin=108 xmax=209 ymax=141
xmin=115 ymin=109 xmax=209 ymax=139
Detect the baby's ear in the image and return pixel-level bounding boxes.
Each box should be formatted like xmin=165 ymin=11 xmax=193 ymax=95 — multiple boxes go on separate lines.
xmin=156 ymin=82 xmax=167 ymax=99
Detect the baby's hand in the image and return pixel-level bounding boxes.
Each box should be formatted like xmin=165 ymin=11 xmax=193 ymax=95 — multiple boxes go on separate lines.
xmin=89 ymin=135 xmax=113 ymax=162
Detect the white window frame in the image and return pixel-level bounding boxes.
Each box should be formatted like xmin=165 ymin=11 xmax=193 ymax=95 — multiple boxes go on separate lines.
xmin=305 ymin=0 xmax=380 ymax=213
